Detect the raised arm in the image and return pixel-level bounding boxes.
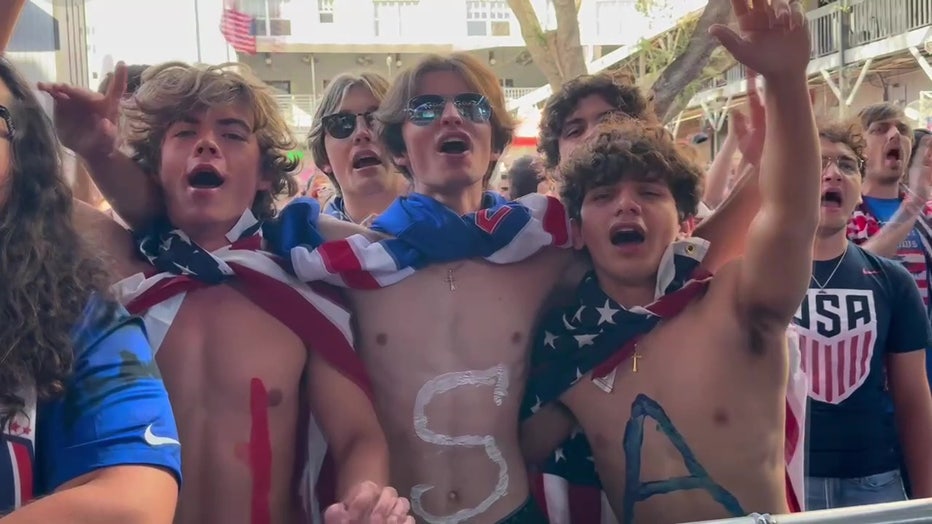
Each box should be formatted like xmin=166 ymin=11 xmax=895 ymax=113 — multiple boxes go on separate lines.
xmin=692 ymin=72 xmax=766 ymax=273
xmin=0 ymin=0 xmax=26 ymax=53
xmin=860 ymin=136 xmax=932 ymax=257
xmin=711 ymin=0 xmax=818 ymax=327
xmin=38 ymin=63 xmax=164 ymax=231
xmin=704 ymin=116 xmax=741 ymax=208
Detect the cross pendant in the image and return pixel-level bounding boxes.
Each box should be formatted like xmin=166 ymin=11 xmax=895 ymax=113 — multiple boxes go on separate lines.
xmin=444 ymin=269 xmax=456 ymax=291
xmin=631 ymin=350 xmax=642 ymax=373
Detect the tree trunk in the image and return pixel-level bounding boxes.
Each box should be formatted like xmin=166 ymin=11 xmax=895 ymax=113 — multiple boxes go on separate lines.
xmin=508 ymin=0 xmax=587 ymax=92
xmin=649 ymin=0 xmax=732 ymax=122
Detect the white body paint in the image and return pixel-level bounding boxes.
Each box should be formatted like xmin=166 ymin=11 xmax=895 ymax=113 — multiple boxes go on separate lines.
xmin=410 ymin=365 xmax=511 ymax=524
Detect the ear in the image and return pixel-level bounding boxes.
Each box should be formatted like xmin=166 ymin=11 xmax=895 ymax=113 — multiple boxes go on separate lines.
xmin=394 ymin=153 xmax=409 ymax=168
xmin=322 ymin=164 xmax=332 ymax=174
xmin=570 ymin=218 xmax=586 ymax=250
xmin=678 ymin=217 xmax=694 ymax=239
xmin=490 ymin=149 xmax=501 ymax=162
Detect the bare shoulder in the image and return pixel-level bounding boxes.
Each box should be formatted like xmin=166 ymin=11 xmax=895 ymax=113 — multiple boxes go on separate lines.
xmin=72 ymin=200 xmax=146 ymax=281
xmin=317 ymin=214 xmax=387 ymax=241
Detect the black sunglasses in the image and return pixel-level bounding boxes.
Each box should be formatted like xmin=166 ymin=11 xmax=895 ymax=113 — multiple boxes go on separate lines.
xmin=321 ymin=111 xmax=375 ymax=140
xmin=0 ymin=105 xmax=13 ymax=141
xmin=405 ymin=93 xmax=491 ymax=127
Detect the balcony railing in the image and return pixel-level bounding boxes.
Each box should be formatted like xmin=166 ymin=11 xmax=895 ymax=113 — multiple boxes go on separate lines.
xmin=696 ymin=0 xmax=932 ymax=94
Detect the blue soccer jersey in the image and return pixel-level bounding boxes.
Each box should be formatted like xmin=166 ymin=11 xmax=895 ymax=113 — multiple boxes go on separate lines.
xmin=1 ymin=296 xmax=181 ymax=513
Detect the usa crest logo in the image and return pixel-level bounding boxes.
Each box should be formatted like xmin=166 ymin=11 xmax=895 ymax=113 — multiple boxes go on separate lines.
xmin=793 ymin=289 xmax=878 ymax=404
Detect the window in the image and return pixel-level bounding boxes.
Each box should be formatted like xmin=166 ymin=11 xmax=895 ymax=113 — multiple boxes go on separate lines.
xmin=500 ymin=78 xmax=514 ymax=88
xmin=241 ymin=0 xmax=290 ymax=36
xmin=466 ymin=1 xmax=511 ymax=37
xmin=373 ymin=0 xmax=418 ymax=38
xmin=319 ymin=0 xmax=334 ymax=23
xmin=266 ymin=80 xmax=292 ymax=93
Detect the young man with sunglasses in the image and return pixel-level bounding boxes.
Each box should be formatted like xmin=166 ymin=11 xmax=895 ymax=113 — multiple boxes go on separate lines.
xmin=797 ymin=123 xmax=932 ymax=508
xmin=309 ymin=72 xmax=407 ymax=226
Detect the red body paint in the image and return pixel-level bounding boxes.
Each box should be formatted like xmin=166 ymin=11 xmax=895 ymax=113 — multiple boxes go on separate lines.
xmin=249 ymin=378 xmax=273 ymax=524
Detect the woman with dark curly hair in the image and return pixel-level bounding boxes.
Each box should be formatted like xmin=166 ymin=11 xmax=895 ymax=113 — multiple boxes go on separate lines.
xmin=0 ymin=57 xmax=181 ymax=520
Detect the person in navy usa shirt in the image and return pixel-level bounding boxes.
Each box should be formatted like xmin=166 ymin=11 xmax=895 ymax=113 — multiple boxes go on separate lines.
xmin=0 ymin=57 xmax=181 ymax=520
xmin=794 ymin=121 xmax=932 ymax=509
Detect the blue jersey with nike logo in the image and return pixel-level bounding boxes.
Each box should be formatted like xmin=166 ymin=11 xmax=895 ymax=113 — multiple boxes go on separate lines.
xmin=0 ymin=296 xmax=182 ymax=511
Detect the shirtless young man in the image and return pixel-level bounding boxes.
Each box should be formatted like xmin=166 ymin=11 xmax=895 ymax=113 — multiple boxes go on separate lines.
xmin=308 ymin=72 xmax=407 ymax=225
xmin=520 ymin=1 xmax=816 ymax=522
xmin=66 ymin=19 xmax=772 ymax=524
xmin=39 ymin=63 xmax=409 ymax=524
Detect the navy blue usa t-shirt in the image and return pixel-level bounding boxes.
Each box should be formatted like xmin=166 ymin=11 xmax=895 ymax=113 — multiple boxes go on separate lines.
xmin=792 ymin=243 xmax=932 ymax=478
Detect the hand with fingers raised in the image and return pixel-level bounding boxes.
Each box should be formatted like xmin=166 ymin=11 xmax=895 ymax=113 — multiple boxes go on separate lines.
xmin=37 ymin=61 xmax=129 ymax=162
xmin=709 ymin=0 xmax=810 ymax=80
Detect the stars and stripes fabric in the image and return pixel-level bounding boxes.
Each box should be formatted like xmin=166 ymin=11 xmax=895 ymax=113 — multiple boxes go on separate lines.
xmin=266 ymin=192 xmax=571 ymax=289
xmin=220 ymin=5 xmax=256 ymax=55
xmin=114 ymin=210 xmax=371 ymax=523
xmin=0 ymin=390 xmax=36 ymax=513
xmin=522 ymin=238 xmax=806 ymax=518
xmin=521 ymin=238 xmax=712 ymax=419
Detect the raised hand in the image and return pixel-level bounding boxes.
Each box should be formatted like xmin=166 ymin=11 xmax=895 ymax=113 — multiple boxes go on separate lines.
xmin=324 ymin=481 xmax=415 ymax=523
xmin=37 ymin=61 xmax=128 ymax=161
xmin=709 ymin=0 xmax=809 ymax=79
xmin=730 ymin=70 xmax=766 ymax=166
xmin=906 ymin=134 xmax=932 ymax=207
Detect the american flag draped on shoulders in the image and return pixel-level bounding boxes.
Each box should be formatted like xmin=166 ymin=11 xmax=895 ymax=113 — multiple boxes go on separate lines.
xmin=264 ymin=192 xmax=571 ymax=288
xmin=520 ymin=238 xmax=806 ymax=519
xmin=111 ymin=210 xmax=369 ymax=523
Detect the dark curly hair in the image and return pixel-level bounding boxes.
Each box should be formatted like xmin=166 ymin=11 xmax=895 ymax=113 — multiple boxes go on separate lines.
xmin=538 ymin=71 xmax=656 ymax=170
xmin=0 ymin=58 xmax=113 ymax=427
xmin=818 ymin=120 xmax=867 ymax=177
xmin=560 ymin=117 xmax=703 ymax=221
xmin=122 ymin=62 xmax=299 ymax=220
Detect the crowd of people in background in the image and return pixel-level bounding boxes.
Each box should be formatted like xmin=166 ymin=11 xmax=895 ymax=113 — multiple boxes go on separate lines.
xmin=1 ymin=0 xmax=932 ymax=523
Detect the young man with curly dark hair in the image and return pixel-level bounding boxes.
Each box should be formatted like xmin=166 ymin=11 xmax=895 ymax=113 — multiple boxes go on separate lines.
xmin=520 ymin=1 xmax=819 ymax=521
xmin=0 ymin=57 xmax=181 ymax=521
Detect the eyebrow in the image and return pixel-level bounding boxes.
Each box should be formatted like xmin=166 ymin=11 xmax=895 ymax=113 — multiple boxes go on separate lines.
xmin=177 ymin=116 xmax=252 ymax=133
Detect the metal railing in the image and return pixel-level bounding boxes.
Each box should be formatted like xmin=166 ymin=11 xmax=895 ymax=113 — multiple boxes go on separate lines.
xmin=696 ymin=0 xmax=932 ymax=94
xmin=683 ymin=497 xmax=932 ymax=524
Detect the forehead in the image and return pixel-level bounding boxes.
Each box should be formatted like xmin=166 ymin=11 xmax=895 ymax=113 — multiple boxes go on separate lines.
xmin=414 ymin=70 xmax=472 ymax=97
xmin=565 ymin=94 xmax=615 ymax=124
xmin=867 ymin=117 xmax=906 ymax=129
xmin=339 ymin=85 xmax=379 ymax=112
xmin=820 ymin=138 xmax=856 ymax=158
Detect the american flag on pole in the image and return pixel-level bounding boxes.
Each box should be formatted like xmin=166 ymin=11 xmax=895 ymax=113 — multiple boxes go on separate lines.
xmin=113 ymin=211 xmax=371 ymax=523
xmin=220 ymin=4 xmax=257 ymax=55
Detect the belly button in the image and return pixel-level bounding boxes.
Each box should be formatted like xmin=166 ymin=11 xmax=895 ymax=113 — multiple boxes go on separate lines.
xmin=447 ymin=491 xmax=459 ymax=502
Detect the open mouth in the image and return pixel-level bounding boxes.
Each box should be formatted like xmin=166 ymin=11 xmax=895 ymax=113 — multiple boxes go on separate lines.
xmin=886 ymin=147 xmax=902 ymax=163
xmin=352 ymin=152 xmax=382 ymax=169
xmin=610 ymin=225 xmax=646 ymax=246
xmin=438 ymin=135 xmax=471 ymax=155
xmin=821 ymin=188 xmax=843 ymax=208
xmin=187 ymin=167 xmax=225 ymax=189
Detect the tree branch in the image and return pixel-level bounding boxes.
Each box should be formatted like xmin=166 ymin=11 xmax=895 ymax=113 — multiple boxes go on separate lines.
xmin=649 ymin=0 xmax=732 ymax=121
xmin=508 ymin=0 xmax=564 ymax=89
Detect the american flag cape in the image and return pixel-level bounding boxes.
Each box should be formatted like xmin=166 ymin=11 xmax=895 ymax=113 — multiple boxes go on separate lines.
xmin=265 ymin=192 xmax=571 ymax=288
xmin=520 ymin=239 xmax=805 ymax=521
xmin=111 ymin=211 xmax=371 ymax=524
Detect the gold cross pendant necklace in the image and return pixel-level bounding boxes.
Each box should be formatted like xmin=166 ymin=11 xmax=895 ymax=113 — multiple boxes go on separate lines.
xmin=632 ymin=345 xmax=643 ymax=373
xmin=443 ymin=262 xmax=466 ymax=292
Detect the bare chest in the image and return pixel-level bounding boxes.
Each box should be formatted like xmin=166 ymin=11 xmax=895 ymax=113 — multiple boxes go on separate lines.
xmin=156 ymin=285 xmax=307 ymax=413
